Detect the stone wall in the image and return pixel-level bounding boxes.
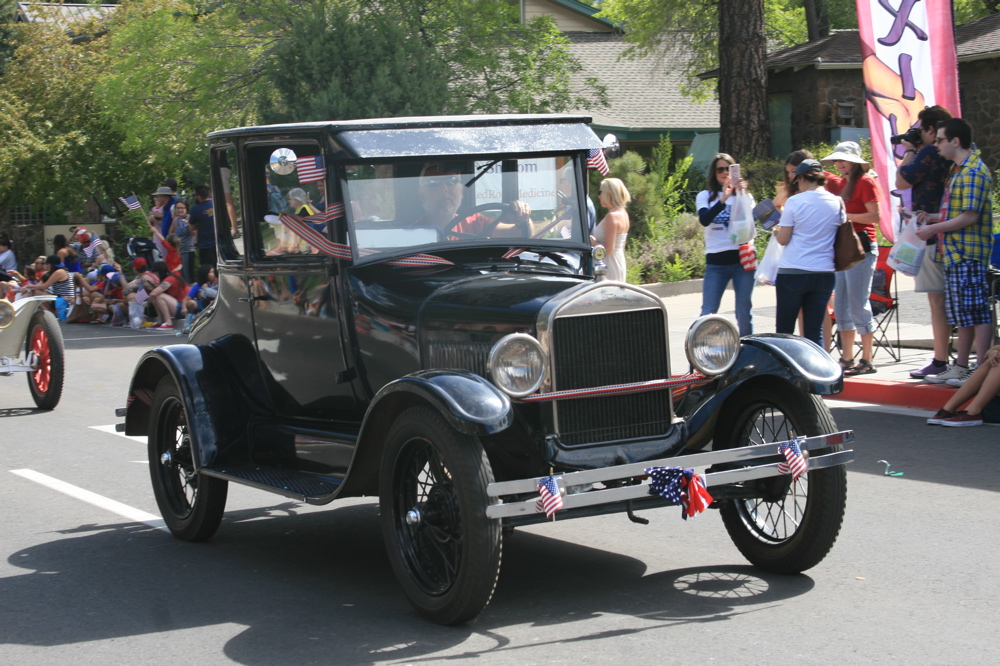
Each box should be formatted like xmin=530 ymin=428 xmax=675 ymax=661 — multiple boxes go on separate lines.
xmin=769 ymin=68 xmax=868 ymax=148
xmin=959 ymin=59 xmax=1000 ymax=171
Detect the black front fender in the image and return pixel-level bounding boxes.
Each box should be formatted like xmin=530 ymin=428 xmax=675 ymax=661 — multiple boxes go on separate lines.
xmin=366 ymin=370 xmax=513 ymax=438
xmin=682 ymin=333 xmax=842 ymax=449
xmin=123 ymin=341 xmax=253 ymax=469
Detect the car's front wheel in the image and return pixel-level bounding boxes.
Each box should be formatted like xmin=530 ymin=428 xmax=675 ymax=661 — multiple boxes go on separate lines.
xmin=379 ymin=406 xmax=502 ymax=625
xmin=26 ymin=310 xmax=64 ymax=410
xmin=148 ymin=376 xmax=228 ymax=541
xmin=714 ymin=385 xmax=846 ymax=574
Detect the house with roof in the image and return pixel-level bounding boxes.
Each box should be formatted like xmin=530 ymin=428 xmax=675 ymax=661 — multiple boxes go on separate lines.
xmin=519 ymin=0 xmax=720 ymax=157
xmin=763 ymin=13 xmax=1000 ymax=167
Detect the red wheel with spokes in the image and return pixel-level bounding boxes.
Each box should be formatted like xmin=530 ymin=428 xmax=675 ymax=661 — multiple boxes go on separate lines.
xmin=26 ymin=310 xmax=64 ymax=410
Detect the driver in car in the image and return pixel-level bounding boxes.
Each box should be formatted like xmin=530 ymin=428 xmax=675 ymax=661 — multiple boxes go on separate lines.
xmin=415 ymin=162 xmax=533 ymax=239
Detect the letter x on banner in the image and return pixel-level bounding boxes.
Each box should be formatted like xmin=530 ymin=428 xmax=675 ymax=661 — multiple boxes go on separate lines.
xmin=856 ymin=0 xmax=961 ymax=243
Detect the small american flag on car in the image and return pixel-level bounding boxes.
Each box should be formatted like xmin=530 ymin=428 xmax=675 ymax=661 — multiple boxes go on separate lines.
xmin=297 ymin=155 xmax=325 ymax=183
xmin=535 ymin=476 xmax=564 ymax=518
xmin=777 ymin=439 xmax=808 ymax=480
xmin=119 ymin=194 xmax=142 ymax=210
xmin=586 ymin=148 xmax=609 ymax=175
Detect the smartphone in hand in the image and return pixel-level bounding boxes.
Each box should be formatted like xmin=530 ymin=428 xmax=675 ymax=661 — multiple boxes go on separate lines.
xmin=729 ymin=163 xmax=741 ymax=186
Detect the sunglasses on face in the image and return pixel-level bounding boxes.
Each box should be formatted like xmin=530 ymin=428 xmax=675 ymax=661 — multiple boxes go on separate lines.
xmin=422 ymin=175 xmax=462 ymax=188
xmin=715 ymin=166 xmax=730 ymax=174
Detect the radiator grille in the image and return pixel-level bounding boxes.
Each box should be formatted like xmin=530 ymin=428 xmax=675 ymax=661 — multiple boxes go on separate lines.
xmin=552 ymin=308 xmax=671 ymax=446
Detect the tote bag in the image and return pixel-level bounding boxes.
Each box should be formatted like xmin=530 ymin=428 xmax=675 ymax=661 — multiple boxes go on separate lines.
xmin=834 ymin=201 xmax=864 ymax=271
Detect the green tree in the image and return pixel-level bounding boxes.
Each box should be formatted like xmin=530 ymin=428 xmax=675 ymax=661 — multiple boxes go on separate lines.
xmin=0 ymin=0 xmax=16 ymax=76
xmin=258 ymin=1 xmax=450 ymax=123
xmin=0 ymin=15 xmax=154 ymax=214
xmin=601 ymin=0 xmax=772 ymax=159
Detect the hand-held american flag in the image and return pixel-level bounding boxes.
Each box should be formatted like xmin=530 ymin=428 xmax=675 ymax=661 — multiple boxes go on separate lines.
xmin=536 ymin=476 xmax=563 ymax=518
xmin=119 ymin=194 xmax=142 ymax=211
xmin=83 ymin=236 xmax=103 ymax=258
xmin=777 ymin=439 xmax=808 ymax=480
xmin=134 ymin=285 xmax=149 ymax=305
xmin=586 ymin=148 xmax=609 ymax=176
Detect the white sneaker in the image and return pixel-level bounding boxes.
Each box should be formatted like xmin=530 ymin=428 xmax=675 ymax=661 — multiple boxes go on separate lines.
xmin=924 ymin=364 xmax=969 ymax=384
xmin=945 ymin=364 xmax=976 ymax=387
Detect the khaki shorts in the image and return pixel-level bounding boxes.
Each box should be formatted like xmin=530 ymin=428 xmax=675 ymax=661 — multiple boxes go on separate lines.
xmin=914 ymin=246 xmax=945 ymax=293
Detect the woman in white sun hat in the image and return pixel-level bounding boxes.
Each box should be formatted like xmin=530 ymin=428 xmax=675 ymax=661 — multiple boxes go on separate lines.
xmin=821 ymin=141 xmax=881 ymax=376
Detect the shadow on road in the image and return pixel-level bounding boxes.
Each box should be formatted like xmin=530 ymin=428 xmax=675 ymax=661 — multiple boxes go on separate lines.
xmin=2 ymin=500 xmax=815 ymax=664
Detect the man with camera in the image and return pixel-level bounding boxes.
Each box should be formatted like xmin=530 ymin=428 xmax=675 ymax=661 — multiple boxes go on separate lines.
xmin=894 ymin=105 xmax=953 ymax=382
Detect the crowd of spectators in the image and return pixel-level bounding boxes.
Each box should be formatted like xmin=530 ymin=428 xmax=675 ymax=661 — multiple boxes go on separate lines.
xmin=1 ymin=180 xmax=218 ymax=334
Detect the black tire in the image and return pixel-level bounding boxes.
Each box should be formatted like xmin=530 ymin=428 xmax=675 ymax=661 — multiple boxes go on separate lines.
xmin=148 ymin=376 xmax=228 ymax=541
xmin=26 ymin=310 xmax=64 ymax=410
xmin=379 ymin=406 xmax=502 ymax=625
xmin=714 ymin=385 xmax=846 ymax=574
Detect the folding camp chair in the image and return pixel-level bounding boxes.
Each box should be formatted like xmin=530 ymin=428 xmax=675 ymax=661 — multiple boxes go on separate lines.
xmin=868 ymin=245 xmax=901 ymax=361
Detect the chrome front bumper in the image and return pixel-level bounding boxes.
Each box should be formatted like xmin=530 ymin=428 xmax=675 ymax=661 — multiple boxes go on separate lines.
xmin=486 ymin=431 xmax=855 ymax=520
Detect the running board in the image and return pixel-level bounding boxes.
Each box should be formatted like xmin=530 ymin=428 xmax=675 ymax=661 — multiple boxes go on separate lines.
xmin=200 ymin=463 xmax=342 ymax=504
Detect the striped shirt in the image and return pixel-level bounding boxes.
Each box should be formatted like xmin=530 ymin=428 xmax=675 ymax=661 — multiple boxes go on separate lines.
xmin=48 ymin=274 xmax=75 ymax=299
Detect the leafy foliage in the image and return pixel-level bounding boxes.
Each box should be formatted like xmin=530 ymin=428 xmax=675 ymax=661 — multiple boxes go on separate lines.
xmin=0 ymin=17 xmax=153 ymax=214
xmin=258 ymin=1 xmax=449 ymax=123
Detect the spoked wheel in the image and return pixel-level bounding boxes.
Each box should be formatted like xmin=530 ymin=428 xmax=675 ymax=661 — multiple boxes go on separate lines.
xmin=26 ymin=310 xmax=64 ymax=410
xmin=148 ymin=376 xmax=228 ymax=541
xmin=380 ymin=406 xmax=501 ymax=625
xmin=714 ymin=385 xmax=846 ymax=574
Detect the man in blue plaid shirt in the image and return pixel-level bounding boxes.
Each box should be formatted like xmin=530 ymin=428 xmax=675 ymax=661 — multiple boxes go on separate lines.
xmin=916 ymin=118 xmax=995 ymax=388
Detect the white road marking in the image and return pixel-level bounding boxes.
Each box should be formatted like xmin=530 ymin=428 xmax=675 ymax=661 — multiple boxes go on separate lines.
xmin=10 ymin=469 xmax=166 ymax=531
xmin=90 ymin=424 xmax=146 ymax=443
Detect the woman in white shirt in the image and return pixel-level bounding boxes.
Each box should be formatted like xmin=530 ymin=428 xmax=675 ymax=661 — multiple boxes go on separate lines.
xmin=772 ymin=159 xmax=842 ymax=347
xmin=696 ymin=153 xmax=756 ymax=336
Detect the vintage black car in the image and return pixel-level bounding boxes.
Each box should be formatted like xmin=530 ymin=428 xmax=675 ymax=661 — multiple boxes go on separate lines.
xmin=120 ymin=114 xmax=854 ymax=625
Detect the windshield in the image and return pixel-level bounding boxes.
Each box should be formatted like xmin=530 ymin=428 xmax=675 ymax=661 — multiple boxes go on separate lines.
xmin=344 ymin=156 xmax=586 ymax=261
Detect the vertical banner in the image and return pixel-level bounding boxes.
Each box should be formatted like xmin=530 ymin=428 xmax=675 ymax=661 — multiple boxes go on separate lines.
xmin=856 ymin=0 xmax=960 ymax=241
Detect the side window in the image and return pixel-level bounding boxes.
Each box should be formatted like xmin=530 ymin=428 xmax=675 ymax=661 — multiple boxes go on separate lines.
xmin=248 ymin=144 xmax=329 ymax=258
xmin=213 ymin=146 xmax=244 ymax=261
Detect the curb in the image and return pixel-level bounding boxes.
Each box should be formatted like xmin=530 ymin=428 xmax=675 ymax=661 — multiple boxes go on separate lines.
xmin=825 ymin=377 xmax=954 ymax=411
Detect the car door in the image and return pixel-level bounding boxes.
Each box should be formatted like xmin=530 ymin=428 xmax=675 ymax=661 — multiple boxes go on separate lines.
xmin=241 ymin=140 xmax=360 ymax=424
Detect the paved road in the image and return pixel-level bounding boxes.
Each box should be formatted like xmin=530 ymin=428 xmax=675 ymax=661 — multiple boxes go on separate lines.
xmin=1 ymin=324 xmax=998 ymax=664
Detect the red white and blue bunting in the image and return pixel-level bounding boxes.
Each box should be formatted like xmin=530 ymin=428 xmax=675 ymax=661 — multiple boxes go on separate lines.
xmin=645 ymin=467 xmax=714 ymax=520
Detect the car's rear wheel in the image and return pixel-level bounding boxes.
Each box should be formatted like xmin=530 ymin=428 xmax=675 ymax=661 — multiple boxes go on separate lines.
xmin=148 ymin=376 xmax=228 ymax=541
xmin=26 ymin=310 xmax=64 ymax=410
xmin=380 ymin=406 xmax=501 ymax=625
xmin=714 ymin=385 xmax=846 ymax=574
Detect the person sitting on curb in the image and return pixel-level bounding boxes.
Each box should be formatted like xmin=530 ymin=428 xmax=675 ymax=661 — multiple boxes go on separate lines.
xmin=145 ymin=260 xmax=188 ymax=330
xmin=927 ymin=345 xmax=1000 ymax=427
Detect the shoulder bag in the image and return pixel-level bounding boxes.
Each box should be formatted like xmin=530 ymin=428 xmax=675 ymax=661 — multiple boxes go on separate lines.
xmin=834 ymin=200 xmax=865 ymax=271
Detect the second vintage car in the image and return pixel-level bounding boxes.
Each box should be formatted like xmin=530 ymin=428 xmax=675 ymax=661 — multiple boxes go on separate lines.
xmin=120 ymin=114 xmax=853 ymax=624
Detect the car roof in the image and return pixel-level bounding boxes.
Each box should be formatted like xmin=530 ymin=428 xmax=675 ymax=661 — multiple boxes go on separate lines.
xmin=208 ymin=114 xmax=603 ymax=159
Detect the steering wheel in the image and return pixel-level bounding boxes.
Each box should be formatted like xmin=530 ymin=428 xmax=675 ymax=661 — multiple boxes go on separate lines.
xmin=443 ymin=202 xmax=529 ymax=239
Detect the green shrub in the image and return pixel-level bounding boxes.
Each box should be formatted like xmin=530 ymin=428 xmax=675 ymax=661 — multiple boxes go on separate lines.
xmin=625 ymin=213 xmax=706 ymax=284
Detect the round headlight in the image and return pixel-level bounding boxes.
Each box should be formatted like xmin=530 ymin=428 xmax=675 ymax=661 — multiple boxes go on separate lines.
xmin=0 ymin=299 xmax=13 ymax=329
xmin=488 ymin=333 xmax=547 ymax=397
xmin=685 ymin=315 xmax=740 ymax=375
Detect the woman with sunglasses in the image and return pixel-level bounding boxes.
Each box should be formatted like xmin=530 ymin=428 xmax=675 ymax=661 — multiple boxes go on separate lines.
xmin=696 ymin=153 xmax=756 ymax=336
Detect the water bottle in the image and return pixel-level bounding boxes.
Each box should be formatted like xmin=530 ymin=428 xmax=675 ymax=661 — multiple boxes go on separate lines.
xmin=55 ymin=297 xmax=68 ymax=321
